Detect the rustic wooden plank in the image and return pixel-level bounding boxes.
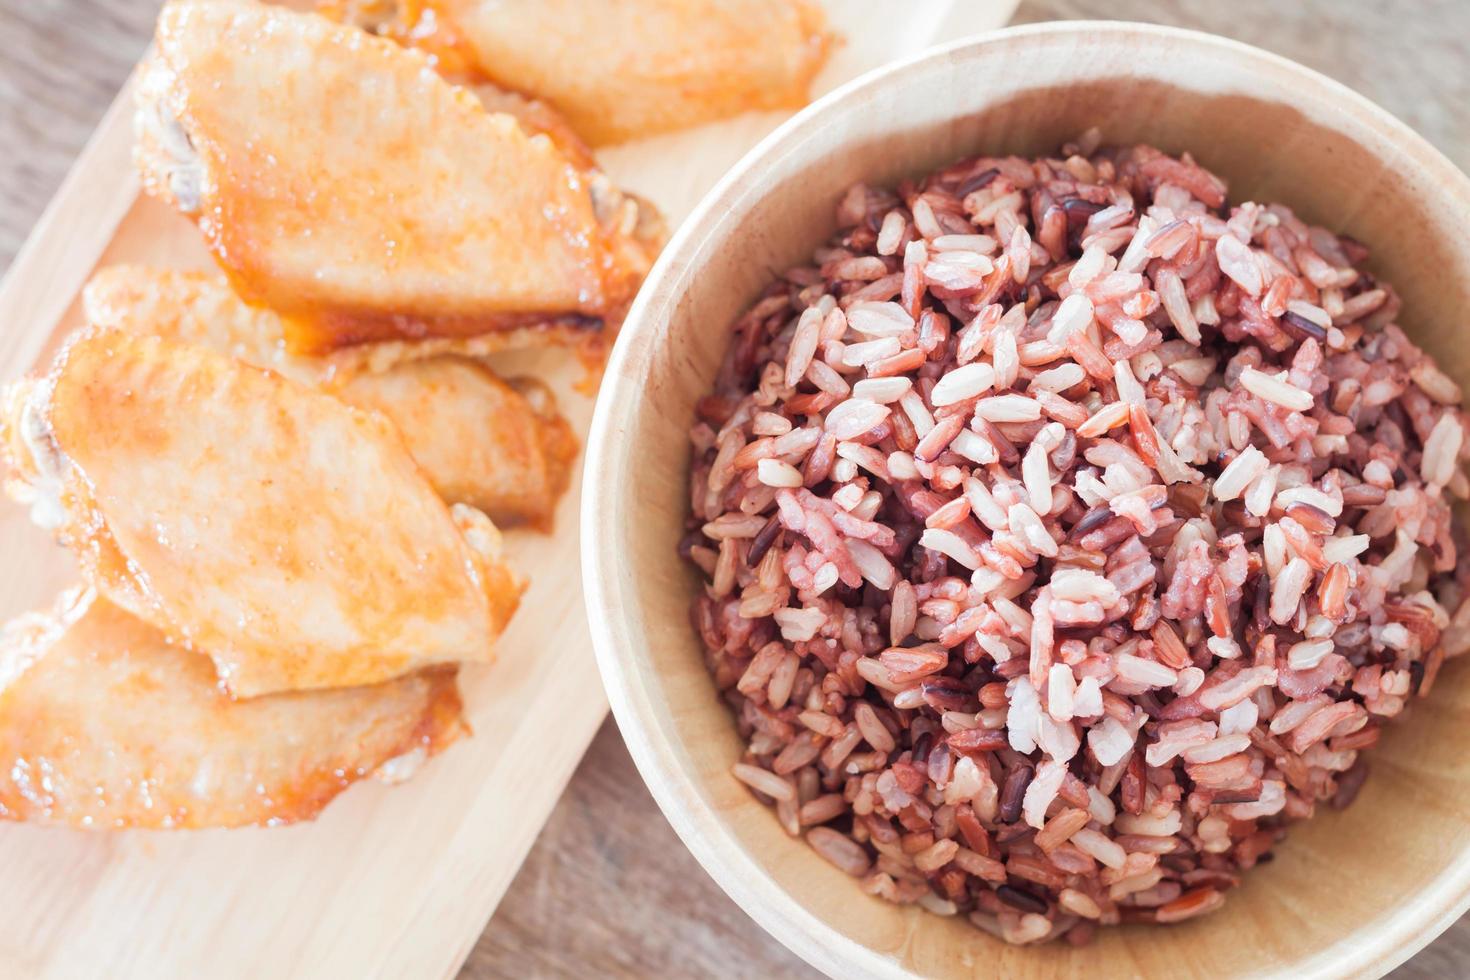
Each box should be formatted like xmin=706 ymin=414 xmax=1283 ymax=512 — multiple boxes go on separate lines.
xmin=0 ymin=0 xmax=153 ymax=266
xmin=461 ymin=717 xmax=818 ymax=979
xmin=0 ymin=1 xmax=1013 ymax=977
xmin=1009 ymin=0 xmax=1470 ymax=178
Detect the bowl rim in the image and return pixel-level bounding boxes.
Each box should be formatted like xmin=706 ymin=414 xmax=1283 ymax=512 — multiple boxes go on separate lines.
xmin=582 ymin=19 xmax=1470 ymax=980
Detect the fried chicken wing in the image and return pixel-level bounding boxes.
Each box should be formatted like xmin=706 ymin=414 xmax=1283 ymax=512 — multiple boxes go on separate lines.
xmin=328 ymin=0 xmax=833 ymax=145
xmin=341 ymin=363 xmax=578 ymax=531
xmin=0 ymin=589 xmax=463 ymax=828
xmin=82 ymin=265 xmax=320 ymax=384
xmin=134 ymin=0 xmax=662 ymax=354
xmin=314 ymin=2 xmax=598 ymax=167
xmin=465 ymin=83 xmax=597 ymax=170
xmin=1 ymin=327 xmax=522 ymax=697
xmin=84 ymin=266 xmax=579 ymax=529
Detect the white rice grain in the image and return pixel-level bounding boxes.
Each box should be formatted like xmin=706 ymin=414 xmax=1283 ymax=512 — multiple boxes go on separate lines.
xmin=1047 ymin=663 xmax=1077 ymax=721
xmin=1072 ymin=828 xmax=1127 ymax=869
xmin=1321 ymin=534 xmax=1370 ymax=565
xmin=1088 ymin=717 xmax=1134 ymax=766
xmin=919 ymin=528 xmax=983 ymax=570
xmin=1243 ymin=464 xmax=1281 ymax=518
xmin=1115 ymin=654 xmax=1178 ymax=688
xmin=1114 ymin=359 xmax=1145 ymax=406
xmin=1047 ymin=293 xmax=1095 ymax=344
xmin=950 ymin=429 xmax=999 ymax=465
xmin=1213 ymin=445 xmax=1268 ymax=502
xmin=841 ymin=337 xmax=902 ymax=367
xmin=1422 ymin=413 xmax=1465 ymax=488
xmin=876 ymin=210 xmax=906 ymax=256
xmin=846 ymin=538 xmax=898 ymax=590
xmin=931 ymin=363 xmax=997 ymax=406
xmin=1029 ymin=363 xmax=1085 ymax=393
xmin=1286 ymin=638 xmax=1335 ymax=670
xmin=785 ymin=307 xmax=822 ymax=389
xmin=825 ymin=398 xmax=890 ymax=439
xmin=852 ymin=377 xmax=913 ymax=403
xmin=1050 ymin=568 xmax=1120 ymax=605
xmin=994 ymin=329 xmax=1020 ymax=389
xmin=1022 ymin=759 xmax=1067 ymax=830
xmin=975 ymin=394 xmax=1042 ymax=422
xmin=1072 ymin=676 xmax=1104 ymax=718
xmin=847 ymin=301 xmax=914 ymax=337
xmin=934 ymin=233 xmax=998 ymax=253
xmin=1276 ymin=485 xmax=1343 ymax=517
xmin=1239 ymin=367 xmax=1314 ymax=412
xmin=1215 ymin=234 xmax=1263 ymax=296
xmin=1270 ymin=557 xmax=1313 ymax=625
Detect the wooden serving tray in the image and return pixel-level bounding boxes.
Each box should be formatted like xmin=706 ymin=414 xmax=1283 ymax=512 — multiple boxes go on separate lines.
xmin=0 ymin=2 xmax=1016 ymax=976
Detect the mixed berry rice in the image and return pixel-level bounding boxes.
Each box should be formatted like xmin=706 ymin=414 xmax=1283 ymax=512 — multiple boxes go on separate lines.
xmin=682 ymin=132 xmax=1470 ymax=944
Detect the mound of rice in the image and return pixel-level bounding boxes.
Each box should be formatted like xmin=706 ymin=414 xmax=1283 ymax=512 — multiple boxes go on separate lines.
xmin=682 ymin=133 xmax=1470 ymax=944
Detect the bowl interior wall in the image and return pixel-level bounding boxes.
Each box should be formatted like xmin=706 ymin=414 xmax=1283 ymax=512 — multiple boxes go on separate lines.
xmin=597 ymin=26 xmax=1470 ymax=980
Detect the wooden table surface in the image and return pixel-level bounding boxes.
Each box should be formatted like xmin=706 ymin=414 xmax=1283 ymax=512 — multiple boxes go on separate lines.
xmin=3 ymin=1 xmax=1467 ymax=976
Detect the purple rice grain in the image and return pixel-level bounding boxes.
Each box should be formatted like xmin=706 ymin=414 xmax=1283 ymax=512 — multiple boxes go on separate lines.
xmin=999 ymin=765 xmax=1034 ymax=824
xmin=1280 ymin=309 xmax=1329 ymax=342
xmin=997 ymin=884 xmax=1051 ymax=915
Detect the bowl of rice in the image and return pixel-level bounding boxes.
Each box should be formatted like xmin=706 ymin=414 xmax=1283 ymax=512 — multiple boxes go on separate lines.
xmin=583 ymin=21 xmax=1470 ymax=979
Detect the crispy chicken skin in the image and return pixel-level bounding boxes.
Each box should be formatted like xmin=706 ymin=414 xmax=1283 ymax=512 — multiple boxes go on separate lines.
xmin=0 ymin=328 xmax=523 ymax=697
xmin=465 ymin=83 xmax=597 ymax=170
xmin=134 ymin=0 xmax=662 ymax=354
xmin=317 ymin=0 xmax=597 ymax=167
xmin=342 ymin=363 xmax=579 ymax=532
xmin=84 ymin=266 xmax=579 ymax=530
xmin=82 ymin=265 xmax=320 ymax=384
xmin=0 ymin=589 xmax=464 ymax=829
xmin=327 ymin=0 xmax=833 ymax=145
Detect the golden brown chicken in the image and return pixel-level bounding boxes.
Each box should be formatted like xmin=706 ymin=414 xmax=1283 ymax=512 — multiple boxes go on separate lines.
xmin=465 ymin=84 xmax=598 ymax=171
xmin=84 ymin=266 xmax=580 ymax=530
xmin=315 ymin=2 xmax=599 ymax=168
xmin=1 ymin=327 xmax=522 ymax=697
xmin=325 ymin=0 xmax=833 ymax=145
xmin=342 ymin=362 xmax=578 ymax=532
xmin=0 ymin=589 xmax=464 ymax=828
xmin=134 ymin=0 xmax=663 ymax=355
xmin=318 ymin=0 xmax=486 ymax=79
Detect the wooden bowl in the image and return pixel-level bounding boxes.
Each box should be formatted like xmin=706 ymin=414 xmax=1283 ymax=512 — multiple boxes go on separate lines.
xmin=583 ymin=21 xmax=1470 ymax=979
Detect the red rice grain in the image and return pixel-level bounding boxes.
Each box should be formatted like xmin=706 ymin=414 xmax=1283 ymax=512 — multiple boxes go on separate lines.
xmin=686 ymin=139 xmax=1470 ymax=942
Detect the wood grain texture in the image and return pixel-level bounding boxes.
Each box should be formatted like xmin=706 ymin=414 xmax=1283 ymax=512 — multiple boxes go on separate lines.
xmin=0 ymin=1 xmax=1466 ymax=978
xmin=0 ymin=1 xmax=1015 ymax=977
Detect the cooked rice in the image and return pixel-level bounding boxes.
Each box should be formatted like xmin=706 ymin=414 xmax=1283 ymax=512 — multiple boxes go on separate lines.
xmin=682 ymin=136 xmax=1470 ymax=944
